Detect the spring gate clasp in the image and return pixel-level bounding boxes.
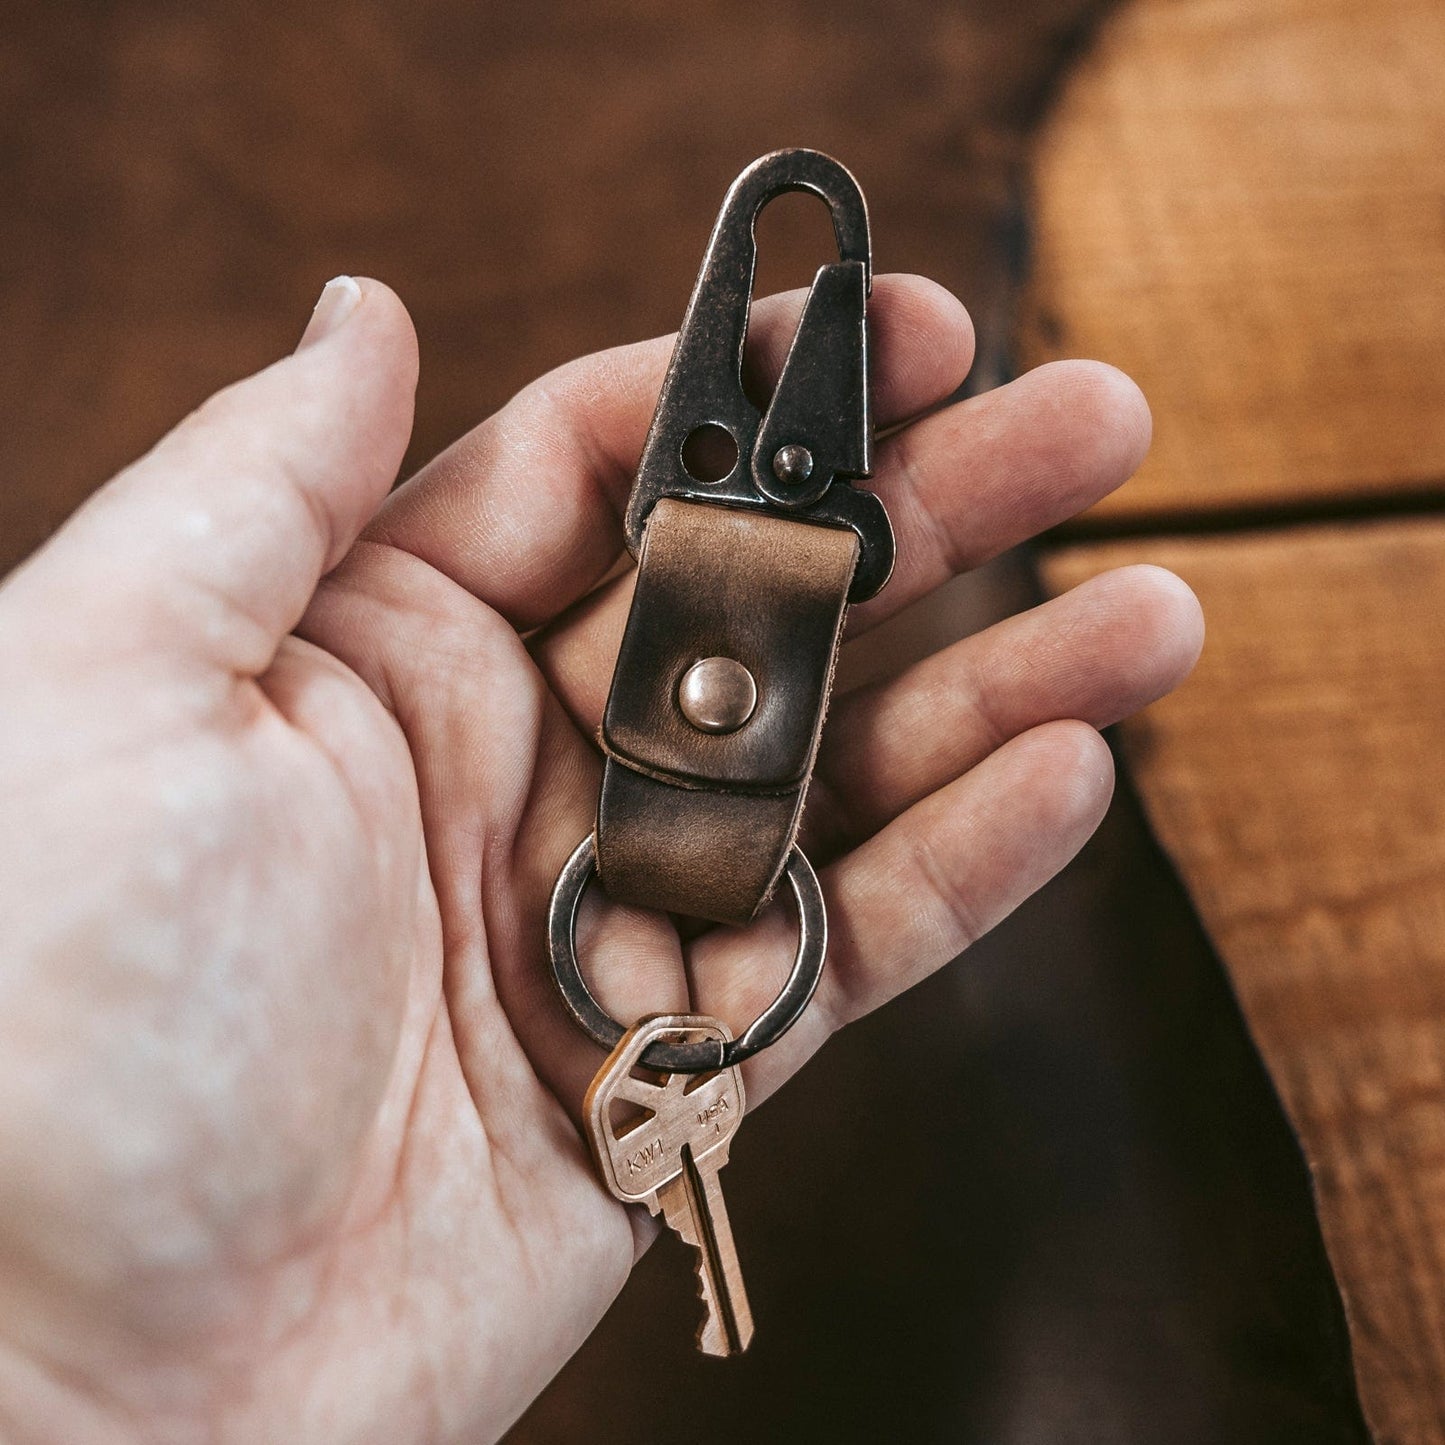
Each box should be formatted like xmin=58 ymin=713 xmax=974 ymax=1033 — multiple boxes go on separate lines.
xmin=624 ymin=147 xmax=893 ymax=602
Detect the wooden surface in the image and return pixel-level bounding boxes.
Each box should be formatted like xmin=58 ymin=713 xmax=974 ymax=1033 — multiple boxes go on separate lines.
xmin=1043 ymin=525 xmax=1445 ymax=1443
xmin=1026 ymin=0 xmax=1445 ymax=1438
xmin=1018 ymin=0 xmax=1445 ymax=528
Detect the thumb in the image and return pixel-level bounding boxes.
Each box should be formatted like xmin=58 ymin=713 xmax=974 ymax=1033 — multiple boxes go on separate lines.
xmin=7 ymin=276 xmax=418 ymax=675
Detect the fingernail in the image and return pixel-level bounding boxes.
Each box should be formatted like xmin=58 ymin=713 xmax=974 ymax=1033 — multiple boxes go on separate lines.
xmin=296 ymin=275 xmax=362 ymax=351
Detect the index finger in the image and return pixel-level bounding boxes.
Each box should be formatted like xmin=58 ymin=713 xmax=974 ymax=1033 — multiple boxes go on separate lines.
xmin=368 ymin=274 xmax=974 ymax=631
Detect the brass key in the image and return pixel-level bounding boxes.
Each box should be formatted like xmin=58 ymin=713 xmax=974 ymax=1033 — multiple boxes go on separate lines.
xmin=585 ymin=1013 xmax=755 ymax=1356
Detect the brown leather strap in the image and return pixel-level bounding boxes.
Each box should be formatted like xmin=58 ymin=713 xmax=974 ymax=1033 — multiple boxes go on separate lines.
xmin=596 ymin=498 xmax=858 ymax=926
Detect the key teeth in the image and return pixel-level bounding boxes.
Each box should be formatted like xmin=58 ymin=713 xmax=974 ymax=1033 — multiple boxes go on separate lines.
xmin=691 ymin=1249 xmax=754 ymax=1356
xmin=690 ymin=1251 xmax=730 ymax=1357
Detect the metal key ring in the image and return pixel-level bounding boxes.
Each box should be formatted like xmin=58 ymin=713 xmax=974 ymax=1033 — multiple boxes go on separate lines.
xmin=547 ymin=833 xmax=827 ymax=1073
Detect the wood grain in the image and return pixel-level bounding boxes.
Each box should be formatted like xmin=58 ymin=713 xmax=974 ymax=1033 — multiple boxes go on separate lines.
xmin=1017 ymin=0 xmax=1445 ymax=527
xmin=1043 ymin=522 xmax=1445 ymax=1444
xmin=1027 ymin=4 xmax=1445 ymax=1430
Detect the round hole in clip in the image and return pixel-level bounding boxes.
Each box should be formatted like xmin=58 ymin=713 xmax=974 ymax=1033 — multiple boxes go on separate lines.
xmin=680 ymin=423 xmax=739 ymax=484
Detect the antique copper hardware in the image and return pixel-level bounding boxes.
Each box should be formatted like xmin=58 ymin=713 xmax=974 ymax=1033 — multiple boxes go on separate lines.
xmin=549 ymin=834 xmax=826 ymax=1074
xmin=622 ymin=148 xmax=892 ymax=602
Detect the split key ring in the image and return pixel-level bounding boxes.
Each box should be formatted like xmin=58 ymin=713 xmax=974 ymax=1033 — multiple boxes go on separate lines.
xmin=546 ymin=833 xmax=827 ymax=1074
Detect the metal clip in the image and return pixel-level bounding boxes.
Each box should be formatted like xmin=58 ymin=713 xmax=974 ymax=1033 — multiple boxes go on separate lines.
xmin=623 ymin=148 xmax=894 ymax=602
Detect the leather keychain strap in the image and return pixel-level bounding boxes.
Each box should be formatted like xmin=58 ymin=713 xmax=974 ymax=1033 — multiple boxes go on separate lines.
xmin=591 ymin=147 xmax=892 ymax=928
xmin=597 ymin=499 xmax=858 ymax=924
xmin=549 ymin=148 xmax=894 ymax=1072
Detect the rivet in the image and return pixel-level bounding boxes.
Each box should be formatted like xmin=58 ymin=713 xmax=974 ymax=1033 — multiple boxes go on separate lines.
xmin=678 ymin=657 xmax=757 ymax=734
xmin=771 ymin=444 xmax=814 ymax=487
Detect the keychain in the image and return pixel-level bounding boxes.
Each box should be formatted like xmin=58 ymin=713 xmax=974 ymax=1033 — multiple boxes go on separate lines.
xmin=547 ymin=149 xmax=893 ymax=1355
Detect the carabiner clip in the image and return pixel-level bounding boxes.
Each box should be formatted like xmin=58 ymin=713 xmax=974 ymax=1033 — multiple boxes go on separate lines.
xmin=623 ymin=148 xmax=894 ymax=601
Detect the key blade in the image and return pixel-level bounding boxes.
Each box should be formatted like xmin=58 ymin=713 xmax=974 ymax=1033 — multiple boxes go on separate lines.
xmin=659 ymin=1145 xmax=755 ymax=1356
xmin=687 ymin=1149 xmax=755 ymax=1355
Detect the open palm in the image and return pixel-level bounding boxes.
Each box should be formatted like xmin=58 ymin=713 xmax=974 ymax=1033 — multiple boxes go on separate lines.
xmin=0 ymin=277 xmax=1200 ymax=1443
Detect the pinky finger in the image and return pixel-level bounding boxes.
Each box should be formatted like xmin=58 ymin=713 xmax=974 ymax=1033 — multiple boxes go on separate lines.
xmin=690 ymin=720 xmax=1115 ymax=1104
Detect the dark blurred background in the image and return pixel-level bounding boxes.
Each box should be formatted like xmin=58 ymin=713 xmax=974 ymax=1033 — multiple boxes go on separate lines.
xmin=0 ymin=0 xmax=1080 ymax=572
xmin=0 ymin=2 xmax=1385 ymax=1440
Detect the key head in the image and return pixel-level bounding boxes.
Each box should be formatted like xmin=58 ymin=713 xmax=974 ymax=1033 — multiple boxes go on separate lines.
xmin=585 ymin=1013 xmax=746 ymax=1207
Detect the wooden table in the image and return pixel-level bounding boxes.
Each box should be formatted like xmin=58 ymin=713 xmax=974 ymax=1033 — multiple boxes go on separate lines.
xmin=1023 ymin=0 xmax=1445 ymax=1437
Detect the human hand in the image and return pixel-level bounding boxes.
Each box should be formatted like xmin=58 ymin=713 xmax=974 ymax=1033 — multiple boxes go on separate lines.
xmin=0 ymin=275 xmax=1201 ymax=1442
